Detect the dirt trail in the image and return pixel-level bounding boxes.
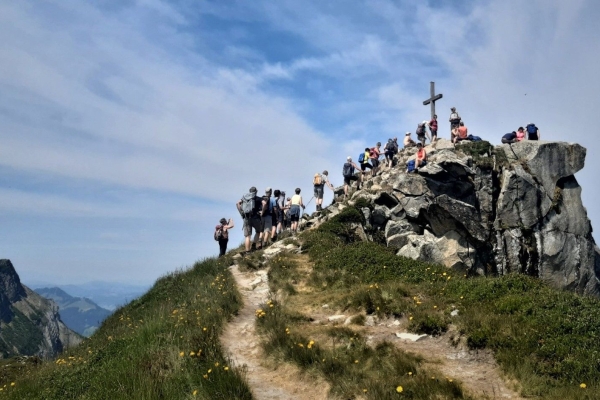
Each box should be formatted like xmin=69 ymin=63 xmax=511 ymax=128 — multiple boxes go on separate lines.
xmin=222 ymin=253 xmax=523 ymax=400
xmin=221 ymin=265 xmax=330 ymax=400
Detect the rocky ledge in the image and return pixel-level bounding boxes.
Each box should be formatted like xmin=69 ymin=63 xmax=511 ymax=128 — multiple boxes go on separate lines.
xmin=303 ymin=139 xmax=600 ymax=296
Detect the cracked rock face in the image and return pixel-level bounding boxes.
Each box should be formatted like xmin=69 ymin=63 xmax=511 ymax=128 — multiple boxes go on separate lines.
xmin=307 ymin=140 xmax=599 ymax=296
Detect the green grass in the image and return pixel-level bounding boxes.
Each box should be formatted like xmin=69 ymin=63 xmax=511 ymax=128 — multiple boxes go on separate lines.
xmin=0 ymin=256 xmax=252 ymax=400
xmin=291 ymin=205 xmax=600 ymax=398
xmin=255 ymin=300 xmax=470 ymax=399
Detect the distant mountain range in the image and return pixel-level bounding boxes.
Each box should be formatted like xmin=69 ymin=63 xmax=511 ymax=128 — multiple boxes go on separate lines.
xmin=27 ymin=281 xmax=150 ymax=311
xmin=34 ymin=287 xmax=112 ymax=337
xmin=0 ymin=259 xmax=82 ymax=359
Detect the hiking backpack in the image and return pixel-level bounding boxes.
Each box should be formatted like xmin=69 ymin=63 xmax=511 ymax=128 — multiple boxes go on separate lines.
xmin=406 ymin=159 xmax=416 ymax=173
xmin=358 ymin=152 xmax=365 ymax=163
xmin=313 ymin=173 xmax=322 ymax=186
xmin=526 ymin=124 xmax=538 ymax=139
xmin=388 ymin=140 xmax=398 ymax=153
xmin=342 ymin=162 xmax=354 ymax=177
xmin=214 ymin=225 xmax=223 ymax=241
xmin=240 ymin=192 xmax=256 ymax=218
xmin=369 ymin=147 xmax=376 ymax=157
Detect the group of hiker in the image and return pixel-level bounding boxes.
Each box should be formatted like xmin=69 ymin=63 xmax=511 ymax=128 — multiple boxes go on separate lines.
xmin=216 ymin=106 xmax=542 ymax=256
xmin=216 ymin=179 xmax=336 ymax=256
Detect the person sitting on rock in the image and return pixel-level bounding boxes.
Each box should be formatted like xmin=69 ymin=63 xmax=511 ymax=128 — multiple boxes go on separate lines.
xmin=516 ymin=127 xmax=526 ymax=142
xmin=403 ymin=132 xmax=416 ymax=148
xmin=415 ymin=142 xmax=427 ymax=171
xmin=502 ymin=131 xmax=517 ymax=144
xmin=453 ymin=121 xmax=469 ymax=144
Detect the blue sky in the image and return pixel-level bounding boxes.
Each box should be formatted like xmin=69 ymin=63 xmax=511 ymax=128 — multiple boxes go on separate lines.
xmin=1 ymin=0 xmax=599 ymax=286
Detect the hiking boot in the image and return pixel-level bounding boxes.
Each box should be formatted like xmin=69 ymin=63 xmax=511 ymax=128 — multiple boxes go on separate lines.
xmin=250 ymin=243 xmax=256 ymax=252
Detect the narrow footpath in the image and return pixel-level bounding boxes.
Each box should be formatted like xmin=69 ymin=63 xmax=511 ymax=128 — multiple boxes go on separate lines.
xmin=221 ymin=264 xmax=330 ymax=400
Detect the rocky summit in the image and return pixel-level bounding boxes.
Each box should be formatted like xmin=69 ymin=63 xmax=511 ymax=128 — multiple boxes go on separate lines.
xmin=304 ymin=139 xmax=600 ymax=296
xmin=0 ymin=259 xmax=82 ymax=359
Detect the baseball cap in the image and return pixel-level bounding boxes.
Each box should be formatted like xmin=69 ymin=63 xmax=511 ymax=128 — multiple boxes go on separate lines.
xmin=265 ymin=187 xmax=272 ymax=193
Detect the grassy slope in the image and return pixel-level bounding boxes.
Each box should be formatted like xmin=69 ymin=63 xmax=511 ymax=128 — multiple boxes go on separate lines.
xmin=0 ymin=256 xmax=252 ymax=400
xmin=255 ymin=205 xmax=600 ymax=399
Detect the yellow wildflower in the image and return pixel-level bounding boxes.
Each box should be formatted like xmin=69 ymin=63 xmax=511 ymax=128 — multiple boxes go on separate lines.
xmin=580 ymin=383 xmax=587 ymax=389
xmin=179 ymin=352 xmax=184 ymax=357
xmin=224 ymin=366 xmax=229 ymax=371
xmin=396 ymin=386 xmax=403 ymax=393
xmin=193 ymin=390 xmax=198 ymax=396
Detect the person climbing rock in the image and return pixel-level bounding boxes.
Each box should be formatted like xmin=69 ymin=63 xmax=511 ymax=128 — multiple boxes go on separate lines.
xmin=343 ymin=156 xmax=362 ymax=198
xmin=289 ymin=188 xmax=305 ymax=233
xmin=313 ymin=171 xmax=334 ymax=212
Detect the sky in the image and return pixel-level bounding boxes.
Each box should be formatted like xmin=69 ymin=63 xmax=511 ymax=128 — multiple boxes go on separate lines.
xmin=1 ymin=0 xmax=599 ymax=286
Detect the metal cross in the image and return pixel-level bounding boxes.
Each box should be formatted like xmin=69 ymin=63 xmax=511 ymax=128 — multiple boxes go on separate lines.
xmin=422 ymin=81 xmax=443 ymax=120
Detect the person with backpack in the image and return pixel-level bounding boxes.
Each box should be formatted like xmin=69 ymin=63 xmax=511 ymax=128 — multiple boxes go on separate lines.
xmin=526 ymin=123 xmax=540 ymax=140
xmin=260 ymin=188 xmax=274 ymax=246
xmin=270 ymin=189 xmax=282 ymax=241
xmin=236 ymin=186 xmax=263 ymax=254
xmin=289 ymin=188 xmax=305 ymax=233
xmin=429 ymin=114 xmax=438 ymax=144
xmin=343 ymin=156 xmax=362 ymax=198
xmin=358 ymin=147 xmax=373 ymax=175
xmin=416 ymin=121 xmax=431 ymax=146
xmin=215 ymin=218 xmax=234 ymax=257
xmin=403 ymin=132 xmax=416 ymax=148
xmin=449 ymin=107 xmax=461 ymax=136
xmin=277 ymin=190 xmax=288 ymax=235
xmin=501 ymin=131 xmax=517 ymax=144
xmin=383 ymin=138 xmax=399 ymax=168
xmin=369 ymin=142 xmax=382 ymax=176
xmin=313 ymin=171 xmax=334 ymax=212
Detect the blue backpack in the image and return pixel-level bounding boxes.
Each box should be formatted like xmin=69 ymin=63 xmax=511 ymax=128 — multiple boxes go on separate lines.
xmin=407 ymin=159 xmax=416 ymax=172
xmin=358 ymin=152 xmax=365 ymax=163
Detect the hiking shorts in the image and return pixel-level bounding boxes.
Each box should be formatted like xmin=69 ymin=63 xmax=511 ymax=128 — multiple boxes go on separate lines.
xmin=417 ymin=135 xmax=426 ymax=146
xmin=370 ymin=158 xmax=380 ymax=168
xmin=344 ymin=175 xmax=358 ymax=185
xmin=289 ymin=205 xmax=301 ymax=222
xmin=243 ymin=216 xmax=262 ymax=237
xmin=385 ymin=150 xmax=395 ymax=159
xmin=314 ymin=185 xmax=324 ymax=199
xmin=361 ymin=162 xmax=372 ymax=171
xmin=431 ymin=130 xmax=437 ymax=139
xmin=262 ymin=215 xmax=273 ymax=231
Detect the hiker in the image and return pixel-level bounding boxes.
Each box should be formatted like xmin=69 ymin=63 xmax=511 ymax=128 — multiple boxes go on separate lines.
xmin=343 ymin=156 xmax=362 ymax=198
xmin=526 ymin=123 xmax=540 ymax=140
xmin=415 ymin=142 xmax=427 ymax=170
xmin=236 ymin=186 xmax=263 ymax=254
xmin=215 ymin=218 xmax=234 ymax=257
xmin=359 ymin=147 xmax=373 ymax=175
xmin=275 ymin=190 xmax=287 ymax=236
xmin=270 ymin=189 xmax=281 ymax=241
xmin=369 ymin=142 xmax=382 ymax=176
xmin=313 ymin=171 xmax=334 ymax=212
xmin=260 ymin=188 xmax=274 ymax=246
xmin=501 ymin=131 xmax=517 ymax=144
xmin=449 ymin=107 xmax=461 ymax=136
xmin=416 ymin=121 xmax=431 ymax=146
xmin=289 ymin=188 xmax=305 ymax=233
xmin=383 ymin=138 xmax=399 ymax=168
xmin=453 ymin=121 xmax=469 ymax=144
xmin=284 ymin=196 xmax=292 ymax=230
xmin=429 ymin=114 xmax=438 ymax=143
xmin=403 ymin=132 xmax=416 ymax=148
xmin=516 ymin=127 xmax=526 ymax=142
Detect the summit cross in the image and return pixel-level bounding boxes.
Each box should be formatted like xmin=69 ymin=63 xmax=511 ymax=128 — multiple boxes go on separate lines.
xmin=422 ymin=81 xmax=443 ymax=120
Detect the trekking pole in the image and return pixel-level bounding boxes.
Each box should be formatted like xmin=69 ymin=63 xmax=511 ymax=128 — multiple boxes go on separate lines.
xmin=305 ymin=196 xmax=315 ymax=207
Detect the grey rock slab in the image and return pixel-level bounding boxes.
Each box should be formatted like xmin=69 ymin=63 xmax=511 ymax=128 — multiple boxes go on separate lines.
xmin=499 ymin=141 xmax=586 ymax=196
xmin=395 ymin=332 xmax=428 ymax=341
xmin=393 ymin=174 xmax=429 ymax=196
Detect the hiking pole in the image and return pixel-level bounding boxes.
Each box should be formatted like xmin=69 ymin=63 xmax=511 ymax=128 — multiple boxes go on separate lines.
xmin=305 ymin=196 xmax=315 ymax=207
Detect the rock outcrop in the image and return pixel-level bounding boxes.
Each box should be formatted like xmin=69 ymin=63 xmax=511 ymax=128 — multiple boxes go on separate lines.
xmin=303 ymin=139 xmax=600 ymax=296
xmin=0 ymin=260 xmax=82 ymax=359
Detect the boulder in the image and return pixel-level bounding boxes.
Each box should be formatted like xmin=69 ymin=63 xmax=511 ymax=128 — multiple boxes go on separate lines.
xmin=392 ymin=174 xmax=429 ymax=196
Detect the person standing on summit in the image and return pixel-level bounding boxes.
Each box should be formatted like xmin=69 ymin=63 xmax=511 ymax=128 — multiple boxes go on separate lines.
xmin=215 ymin=218 xmax=234 ymax=257
xmin=429 ymin=114 xmax=438 ymax=144
xmin=449 ymin=107 xmax=461 ymax=136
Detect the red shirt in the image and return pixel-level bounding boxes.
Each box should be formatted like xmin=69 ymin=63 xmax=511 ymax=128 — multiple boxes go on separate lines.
xmin=370 ymin=147 xmax=380 ymax=160
xmin=457 ymin=126 xmax=468 ymax=138
xmin=416 ymin=148 xmax=426 ymax=161
xmin=429 ymin=119 xmax=438 ymax=131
